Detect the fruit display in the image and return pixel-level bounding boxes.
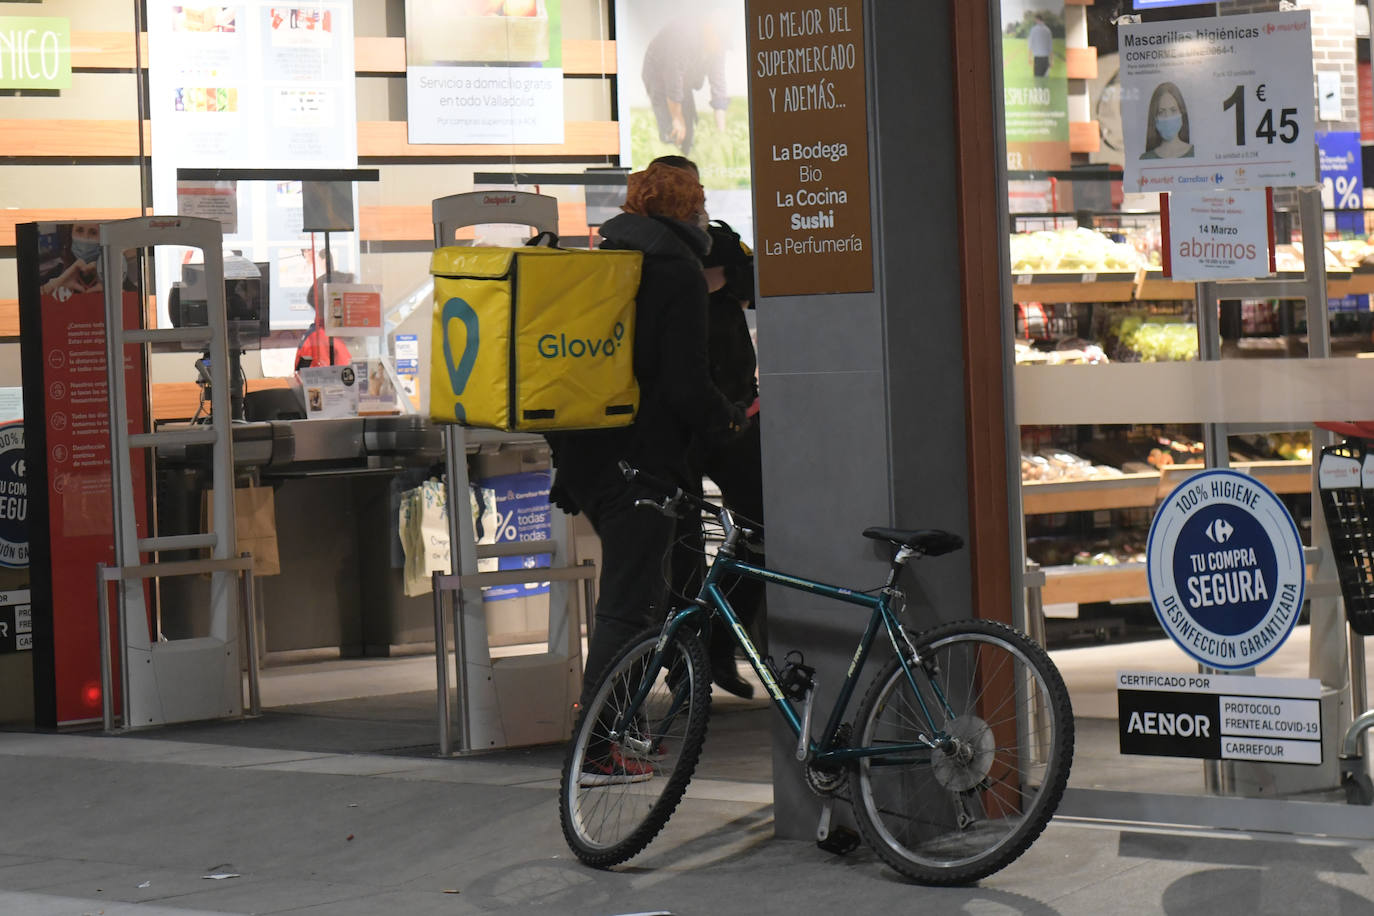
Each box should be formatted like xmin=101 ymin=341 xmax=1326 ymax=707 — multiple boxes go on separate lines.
xmin=1014 ymin=339 xmax=1109 ymax=365
xmin=1324 ymin=239 xmax=1374 ymax=270
xmin=1110 ymin=314 xmax=1198 ymax=362
xmin=1009 ymin=227 xmax=1142 ymax=273
xmin=1027 ymin=536 xmax=1147 ymax=568
xmin=1021 ymin=449 xmax=1124 ymax=483
xmin=1275 ymin=243 xmax=1346 ymax=273
xmin=1269 ymin=431 xmax=1312 ymax=462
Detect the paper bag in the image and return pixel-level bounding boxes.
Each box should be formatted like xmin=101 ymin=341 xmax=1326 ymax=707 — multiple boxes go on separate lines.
xmin=205 ymin=485 xmax=281 ymax=577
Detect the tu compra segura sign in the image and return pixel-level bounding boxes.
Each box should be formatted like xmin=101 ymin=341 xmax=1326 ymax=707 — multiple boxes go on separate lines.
xmin=1147 ymin=469 xmax=1305 ymax=669
xmin=1121 ymin=469 xmax=1320 ymax=765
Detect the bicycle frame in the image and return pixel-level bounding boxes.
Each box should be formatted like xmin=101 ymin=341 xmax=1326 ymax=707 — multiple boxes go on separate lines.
xmin=616 ymin=540 xmax=957 ymax=769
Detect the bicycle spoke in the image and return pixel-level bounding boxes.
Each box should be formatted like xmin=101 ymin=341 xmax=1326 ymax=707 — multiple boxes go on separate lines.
xmin=852 ymin=621 xmax=1073 ymax=884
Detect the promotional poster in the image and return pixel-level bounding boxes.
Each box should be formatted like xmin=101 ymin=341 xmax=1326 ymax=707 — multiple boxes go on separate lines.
xmin=1001 ymin=0 xmax=1070 ymax=172
xmin=616 ymin=0 xmax=753 ymax=243
xmin=405 ymin=0 xmax=565 ymax=144
xmin=146 ymin=2 xmax=359 ymax=331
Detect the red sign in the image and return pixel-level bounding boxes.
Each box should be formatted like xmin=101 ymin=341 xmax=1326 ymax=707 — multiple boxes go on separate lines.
xmin=25 ymin=223 xmax=150 ymax=725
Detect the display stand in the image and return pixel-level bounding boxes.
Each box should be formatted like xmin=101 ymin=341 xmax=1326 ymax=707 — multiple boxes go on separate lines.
xmin=428 ymin=191 xmax=593 ymax=754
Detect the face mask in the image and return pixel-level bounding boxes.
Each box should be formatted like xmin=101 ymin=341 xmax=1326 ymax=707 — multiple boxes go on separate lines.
xmin=1155 ymin=113 xmax=1183 ymax=142
xmin=696 ymin=210 xmax=711 ymax=232
xmin=70 ymin=238 xmax=101 ymax=263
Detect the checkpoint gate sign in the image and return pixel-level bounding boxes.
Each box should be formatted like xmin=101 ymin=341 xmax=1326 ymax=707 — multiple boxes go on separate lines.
xmin=1147 ymin=469 xmax=1305 ymax=670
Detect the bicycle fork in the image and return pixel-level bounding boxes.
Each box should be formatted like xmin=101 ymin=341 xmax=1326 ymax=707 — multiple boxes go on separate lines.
xmin=609 ymin=605 xmax=701 ymax=746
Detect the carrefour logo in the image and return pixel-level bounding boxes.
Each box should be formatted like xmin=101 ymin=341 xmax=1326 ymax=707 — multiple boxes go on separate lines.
xmin=1147 ymin=470 xmax=1304 ymax=670
xmin=537 ymin=322 xmax=626 ymax=359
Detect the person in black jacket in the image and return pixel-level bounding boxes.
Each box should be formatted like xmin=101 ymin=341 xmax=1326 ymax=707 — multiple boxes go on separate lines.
xmin=545 ymin=164 xmax=746 ymax=754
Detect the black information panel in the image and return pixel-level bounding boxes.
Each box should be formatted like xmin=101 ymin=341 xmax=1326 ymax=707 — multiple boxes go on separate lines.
xmin=0 ymin=589 xmax=31 ymax=653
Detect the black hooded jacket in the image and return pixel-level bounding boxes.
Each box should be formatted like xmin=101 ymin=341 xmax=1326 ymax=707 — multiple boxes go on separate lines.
xmin=545 ymin=212 xmax=743 ymax=493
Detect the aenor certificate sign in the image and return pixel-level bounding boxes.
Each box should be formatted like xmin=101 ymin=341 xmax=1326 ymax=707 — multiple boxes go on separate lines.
xmin=1120 ymin=11 xmax=1315 ymax=193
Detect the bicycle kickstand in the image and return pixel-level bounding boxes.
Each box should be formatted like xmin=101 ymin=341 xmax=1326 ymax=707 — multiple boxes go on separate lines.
xmin=815 ymin=799 xmax=861 ymax=855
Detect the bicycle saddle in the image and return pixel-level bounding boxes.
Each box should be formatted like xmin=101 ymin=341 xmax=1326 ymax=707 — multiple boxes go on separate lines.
xmin=862 ymin=527 xmax=964 ymax=556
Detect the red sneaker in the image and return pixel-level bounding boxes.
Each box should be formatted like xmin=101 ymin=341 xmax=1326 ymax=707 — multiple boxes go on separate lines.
xmin=579 ymin=745 xmax=655 ymax=786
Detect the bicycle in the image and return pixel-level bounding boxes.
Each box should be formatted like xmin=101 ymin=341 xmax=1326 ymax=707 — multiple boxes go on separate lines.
xmin=559 ymin=463 xmax=1074 ymax=886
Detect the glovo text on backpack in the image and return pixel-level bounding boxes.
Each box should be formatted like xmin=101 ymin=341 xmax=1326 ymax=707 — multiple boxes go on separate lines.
xmin=429 ymin=246 xmax=643 ymax=431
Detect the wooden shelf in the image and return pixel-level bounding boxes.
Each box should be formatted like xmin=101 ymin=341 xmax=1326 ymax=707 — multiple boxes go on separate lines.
xmin=1044 ymin=269 xmax=1374 ymax=302
xmin=1023 ymin=460 xmax=1312 ymax=514
xmin=1041 ymin=563 xmax=1147 ymax=606
xmin=0 ymin=119 xmax=620 ymax=160
xmin=70 ymin=32 xmax=617 ymax=77
xmin=1010 ymin=271 xmax=1137 ymax=303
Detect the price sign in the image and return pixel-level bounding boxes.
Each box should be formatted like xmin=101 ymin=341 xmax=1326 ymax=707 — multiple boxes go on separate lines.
xmin=1120 ymin=11 xmax=1315 ymax=193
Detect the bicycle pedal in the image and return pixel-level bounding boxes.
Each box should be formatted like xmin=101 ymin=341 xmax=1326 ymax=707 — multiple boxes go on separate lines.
xmin=816 ymin=825 xmax=861 ymax=856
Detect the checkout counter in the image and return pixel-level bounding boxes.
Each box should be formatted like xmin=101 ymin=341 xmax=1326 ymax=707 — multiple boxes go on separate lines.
xmin=155 ymin=413 xmax=560 ymax=661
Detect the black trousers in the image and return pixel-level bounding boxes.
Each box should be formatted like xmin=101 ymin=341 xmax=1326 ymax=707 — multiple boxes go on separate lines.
xmin=564 ymin=463 xmax=678 ymax=703
xmin=671 ymin=421 xmax=766 ymax=666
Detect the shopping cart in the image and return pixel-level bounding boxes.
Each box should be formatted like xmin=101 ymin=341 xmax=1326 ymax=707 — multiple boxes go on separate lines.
xmin=1315 ymin=423 xmax=1374 ymax=803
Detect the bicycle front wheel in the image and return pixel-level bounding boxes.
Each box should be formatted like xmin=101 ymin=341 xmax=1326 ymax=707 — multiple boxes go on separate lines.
xmin=559 ymin=625 xmax=711 ymax=868
xmin=851 ymin=618 xmax=1073 ymax=885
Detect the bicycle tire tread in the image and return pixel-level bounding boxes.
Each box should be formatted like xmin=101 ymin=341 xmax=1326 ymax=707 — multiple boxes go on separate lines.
xmin=850 ymin=618 xmax=1075 ymax=886
xmin=559 ymin=626 xmax=712 ymax=868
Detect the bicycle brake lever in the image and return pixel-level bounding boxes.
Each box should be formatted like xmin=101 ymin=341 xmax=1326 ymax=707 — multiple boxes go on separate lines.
xmin=633 ymin=497 xmax=679 ymax=517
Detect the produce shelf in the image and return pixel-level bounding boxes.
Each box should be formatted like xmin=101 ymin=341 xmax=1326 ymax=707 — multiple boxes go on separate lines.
xmin=1041 ymin=563 xmax=1147 ymax=606
xmin=1018 ymin=268 xmax=1374 ymax=303
xmin=1010 ymin=271 xmax=1137 ymax=304
xmin=1022 ymin=460 xmax=1312 ymax=514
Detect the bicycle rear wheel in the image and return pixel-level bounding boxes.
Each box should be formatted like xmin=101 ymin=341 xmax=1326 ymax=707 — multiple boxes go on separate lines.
xmin=560 ymin=625 xmax=711 ymax=868
xmin=851 ymin=618 xmax=1073 ymax=885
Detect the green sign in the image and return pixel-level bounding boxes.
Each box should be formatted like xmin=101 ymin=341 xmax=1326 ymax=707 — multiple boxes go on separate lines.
xmin=0 ymin=17 xmax=71 ymax=89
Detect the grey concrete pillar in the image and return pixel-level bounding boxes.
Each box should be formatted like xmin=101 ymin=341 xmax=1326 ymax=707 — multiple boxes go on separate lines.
xmin=752 ymin=0 xmax=989 ymax=840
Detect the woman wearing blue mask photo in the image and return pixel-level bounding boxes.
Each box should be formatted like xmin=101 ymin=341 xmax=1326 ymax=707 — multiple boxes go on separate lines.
xmin=1141 ymin=82 xmax=1193 ymax=160
xmin=42 ymin=222 xmax=104 ymax=295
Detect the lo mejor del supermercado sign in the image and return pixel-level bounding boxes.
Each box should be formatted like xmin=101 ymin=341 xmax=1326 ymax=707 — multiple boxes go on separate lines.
xmin=1147 ymin=469 xmax=1305 ymax=670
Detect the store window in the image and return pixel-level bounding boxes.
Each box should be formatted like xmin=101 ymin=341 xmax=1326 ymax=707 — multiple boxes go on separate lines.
xmin=1000 ymin=0 xmax=1374 ymax=824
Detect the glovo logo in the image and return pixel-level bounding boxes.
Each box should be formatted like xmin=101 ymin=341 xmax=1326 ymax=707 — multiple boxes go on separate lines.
xmin=441 ymin=297 xmax=479 ymax=423
xmin=537 ymin=322 xmax=626 ymax=360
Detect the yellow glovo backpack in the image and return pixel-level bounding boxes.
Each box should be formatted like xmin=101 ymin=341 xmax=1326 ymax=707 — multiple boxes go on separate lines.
xmin=429 ymin=246 xmax=643 ymax=431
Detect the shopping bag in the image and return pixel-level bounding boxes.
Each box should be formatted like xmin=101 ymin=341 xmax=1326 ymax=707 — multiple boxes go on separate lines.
xmin=204 ymin=485 xmax=281 ymax=576
xmin=399 ymin=479 xmax=451 ymax=597
xmin=429 ymin=246 xmax=642 ymax=431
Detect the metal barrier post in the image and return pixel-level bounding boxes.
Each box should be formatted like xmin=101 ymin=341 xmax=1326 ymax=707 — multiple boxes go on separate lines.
xmin=97 ymin=564 xmax=114 ymax=732
xmin=434 ymin=571 xmax=451 ymax=756
xmin=581 ymin=558 xmax=597 ymax=641
xmin=240 ymin=556 xmax=261 ymax=717
xmin=117 ymin=577 xmax=131 ymax=730
xmin=452 ymin=575 xmax=470 ymax=753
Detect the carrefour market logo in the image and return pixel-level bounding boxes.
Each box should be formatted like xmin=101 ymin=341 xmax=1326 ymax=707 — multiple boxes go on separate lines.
xmin=1147 ymin=470 xmax=1304 ymax=670
xmin=537 ymin=322 xmax=626 ymax=359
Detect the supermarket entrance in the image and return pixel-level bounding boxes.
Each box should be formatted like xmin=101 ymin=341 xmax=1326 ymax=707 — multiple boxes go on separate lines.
xmin=1000 ymin=0 xmax=1374 ymax=837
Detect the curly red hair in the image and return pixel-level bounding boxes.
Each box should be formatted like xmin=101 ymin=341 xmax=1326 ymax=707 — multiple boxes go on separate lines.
xmin=623 ymin=163 xmax=705 ymax=222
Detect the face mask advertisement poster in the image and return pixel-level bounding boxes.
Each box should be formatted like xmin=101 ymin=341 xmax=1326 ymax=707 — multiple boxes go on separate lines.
xmin=1001 ymin=0 xmax=1069 ymax=172
xmin=15 ymin=222 xmax=152 ymax=727
xmin=405 ymin=0 xmax=564 ymax=144
xmin=1119 ymin=11 xmax=1315 ymax=194
xmin=615 ymin=1 xmax=753 ymax=244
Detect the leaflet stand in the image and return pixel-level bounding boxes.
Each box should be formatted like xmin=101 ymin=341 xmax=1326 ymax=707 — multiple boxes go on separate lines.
xmin=429 ymin=191 xmax=593 ymax=754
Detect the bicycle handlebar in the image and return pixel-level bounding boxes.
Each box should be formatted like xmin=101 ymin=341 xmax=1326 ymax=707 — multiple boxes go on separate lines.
xmin=618 ymin=460 xmax=749 ymax=529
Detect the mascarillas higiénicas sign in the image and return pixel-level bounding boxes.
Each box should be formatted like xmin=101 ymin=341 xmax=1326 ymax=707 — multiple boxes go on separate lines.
xmin=747 ymin=0 xmax=873 ymax=296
